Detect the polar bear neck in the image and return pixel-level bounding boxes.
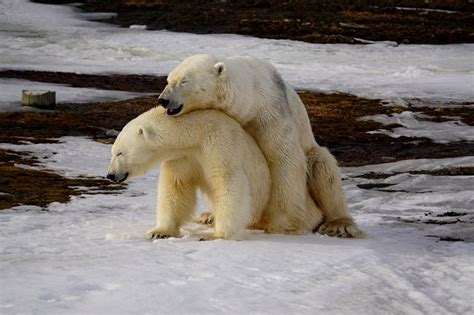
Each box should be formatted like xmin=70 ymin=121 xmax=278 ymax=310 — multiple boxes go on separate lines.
xmin=217 ymin=59 xmax=261 ymax=125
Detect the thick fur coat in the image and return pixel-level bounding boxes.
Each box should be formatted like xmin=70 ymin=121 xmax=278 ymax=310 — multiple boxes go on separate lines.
xmin=158 ymin=54 xmax=363 ymax=237
xmin=107 ymin=108 xmax=323 ymax=239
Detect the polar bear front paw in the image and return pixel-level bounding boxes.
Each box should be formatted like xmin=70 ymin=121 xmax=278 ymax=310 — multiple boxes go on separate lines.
xmin=146 ymin=227 xmax=179 ymax=240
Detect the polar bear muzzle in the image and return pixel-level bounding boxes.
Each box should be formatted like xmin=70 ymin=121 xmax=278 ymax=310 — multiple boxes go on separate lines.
xmin=106 ymin=172 xmax=128 ymax=183
xmin=158 ymin=97 xmax=184 ymax=116
xmin=166 ymin=104 xmax=183 ymax=116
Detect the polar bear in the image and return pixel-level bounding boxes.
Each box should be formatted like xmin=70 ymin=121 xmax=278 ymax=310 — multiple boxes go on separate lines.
xmin=106 ymin=107 xmax=323 ymax=240
xmin=157 ymin=54 xmax=363 ymax=238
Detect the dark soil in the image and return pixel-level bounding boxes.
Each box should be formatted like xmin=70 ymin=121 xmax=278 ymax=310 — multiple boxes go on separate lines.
xmin=399 ymin=218 xmax=461 ymax=225
xmin=0 ymin=96 xmax=158 ymax=144
xmin=356 ymin=167 xmax=474 ymax=179
xmin=34 ymin=0 xmax=474 ymax=44
xmin=300 ymin=92 xmax=474 ymax=166
xmin=2 ymin=69 xmax=473 ymax=166
xmin=437 ymin=236 xmax=465 ymax=242
xmin=0 ymin=70 xmax=165 ymax=93
xmin=357 ymin=183 xmax=396 ymax=190
xmin=427 ymin=235 xmax=465 ymax=242
xmin=436 ymin=211 xmax=468 ymax=217
xmin=0 ymin=149 xmax=125 ymax=210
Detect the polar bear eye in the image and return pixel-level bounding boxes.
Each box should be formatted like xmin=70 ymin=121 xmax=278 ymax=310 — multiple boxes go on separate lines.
xmin=181 ymin=79 xmax=189 ymax=86
xmin=116 ymin=152 xmax=123 ymax=157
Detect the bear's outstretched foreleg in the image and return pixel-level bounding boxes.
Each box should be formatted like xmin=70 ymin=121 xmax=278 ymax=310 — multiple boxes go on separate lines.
xmin=147 ymin=161 xmax=197 ymax=240
xmin=306 ymin=146 xmax=365 ymax=238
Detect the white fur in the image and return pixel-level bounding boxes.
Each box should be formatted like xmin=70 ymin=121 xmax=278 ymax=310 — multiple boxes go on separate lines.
xmin=108 ymin=108 xmax=320 ymax=240
xmin=159 ymin=54 xmax=363 ymax=237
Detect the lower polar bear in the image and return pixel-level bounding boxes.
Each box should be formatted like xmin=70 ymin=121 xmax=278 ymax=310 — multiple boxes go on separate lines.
xmin=158 ymin=54 xmax=363 ymax=237
xmin=107 ymin=107 xmax=323 ymax=240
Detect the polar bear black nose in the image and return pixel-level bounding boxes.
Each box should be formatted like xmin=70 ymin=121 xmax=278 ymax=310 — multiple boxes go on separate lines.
xmin=106 ymin=173 xmax=116 ymax=181
xmin=158 ymin=98 xmax=169 ymax=108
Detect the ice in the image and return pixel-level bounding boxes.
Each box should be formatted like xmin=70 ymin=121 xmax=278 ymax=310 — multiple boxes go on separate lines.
xmin=0 ymin=137 xmax=473 ymax=314
xmin=0 ymin=0 xmax=473 ymax=105
xmin=361 ymin=111 xmax=474 ymax=143
xmin=0 ymin=78 xmax=146 ymax=112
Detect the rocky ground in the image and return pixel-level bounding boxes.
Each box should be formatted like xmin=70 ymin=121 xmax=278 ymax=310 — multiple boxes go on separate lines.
xmin=1 ymin=70 xmax=473 ymax=210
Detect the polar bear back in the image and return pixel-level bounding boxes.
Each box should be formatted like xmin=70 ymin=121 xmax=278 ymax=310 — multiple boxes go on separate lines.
xmin=137 ymin=108 xmax=272 ymax=222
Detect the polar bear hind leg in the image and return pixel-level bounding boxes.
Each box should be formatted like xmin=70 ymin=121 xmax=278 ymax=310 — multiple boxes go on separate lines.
xmin=306 ymin=146 xmax=365 ymax=238
xmin=256 ymin=124 xmax=309 ymax=234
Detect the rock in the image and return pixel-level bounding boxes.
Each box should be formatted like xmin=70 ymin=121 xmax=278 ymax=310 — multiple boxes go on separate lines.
xmin=106 ymin=129 xmax=120 ymax=137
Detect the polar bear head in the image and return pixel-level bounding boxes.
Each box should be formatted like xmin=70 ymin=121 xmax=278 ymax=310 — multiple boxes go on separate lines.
xmin=158 ymin=54 xmax=227 ymax=116
xmin=107 ymin=108 xmax=172 ymax=183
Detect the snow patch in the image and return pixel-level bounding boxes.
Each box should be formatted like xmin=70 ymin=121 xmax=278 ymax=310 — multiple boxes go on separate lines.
xmin=0 ymin=137 xmax=473 ymax=314
xmin=361 ymin=111 xmax=474 ymax=143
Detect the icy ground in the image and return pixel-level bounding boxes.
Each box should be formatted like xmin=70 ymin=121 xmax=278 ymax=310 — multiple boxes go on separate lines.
xmin=0 ymin=0 xmax=473 ymax=313
xmin=0 ymin=0 xmax=473 ymax=105
xmin=0 ymin=137 xmax=473 ymax=314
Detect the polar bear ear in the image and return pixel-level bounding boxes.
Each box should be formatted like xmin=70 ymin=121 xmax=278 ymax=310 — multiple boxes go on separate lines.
xmin=137 ymin=125 xmax=154 ymax=142
xmin=214 ymin=62 xmax=226 ymax=76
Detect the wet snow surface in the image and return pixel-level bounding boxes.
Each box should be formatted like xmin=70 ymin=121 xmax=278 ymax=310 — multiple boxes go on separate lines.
xmin=0 ymin=1 xmax=473 ymax=314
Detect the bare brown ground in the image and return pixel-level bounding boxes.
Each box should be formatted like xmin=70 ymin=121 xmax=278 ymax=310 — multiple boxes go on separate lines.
xmin=0 ymin=149 xmax=124 ymax=210
xmin=59 ymin=0 xmax=474 ymax=45
xmin=1 ymin=70 xmax=473 ymax=209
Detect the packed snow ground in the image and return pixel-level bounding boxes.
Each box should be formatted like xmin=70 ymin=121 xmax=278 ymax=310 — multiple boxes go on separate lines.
xmin=0 ymin=137 xmax=473 ymax=314
xmin=1 ymin=0 xmax=473 ymax=314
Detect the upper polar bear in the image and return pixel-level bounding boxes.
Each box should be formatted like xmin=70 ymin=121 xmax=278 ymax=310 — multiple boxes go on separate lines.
xmin=158 ymin=54 xmax=363 ymax=238
xmin=107 ymin=107 xmax=323 ymax=239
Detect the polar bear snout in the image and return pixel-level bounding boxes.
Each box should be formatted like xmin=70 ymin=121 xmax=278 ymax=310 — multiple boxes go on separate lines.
xmin=106 ymin=172 xmax=128 ymax=183
xmin=167 ymin=104 xmax=184 ymax=116
xmin=157 ymin=97 xmax=169 ymax=108
xmin=158 ymin=97 xmax=184 ymax=116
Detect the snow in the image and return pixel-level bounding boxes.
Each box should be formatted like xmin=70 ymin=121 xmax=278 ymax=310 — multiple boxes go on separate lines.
xmin=361 ymin=111 xmax=474 ymax=143
xmin=0 ymin=137 xmax=473 ymax=314
xmin=1 ymin=1 xmax=473 ymax=313
xmin=0 ymin=0 xmax=473 ymax=105
xmin=395 ymin=6 xmax=459 ymax=14
xmin=0 ymin=79 xmax=146 ymax=112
